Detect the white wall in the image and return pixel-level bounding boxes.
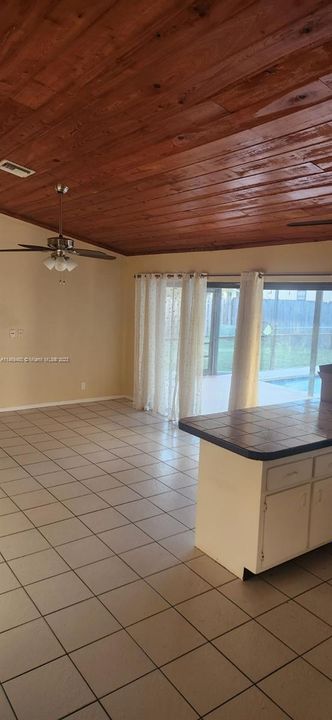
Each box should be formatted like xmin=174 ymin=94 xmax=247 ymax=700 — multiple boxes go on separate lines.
xmin=0 ymin=213 xmax=126 ymax=408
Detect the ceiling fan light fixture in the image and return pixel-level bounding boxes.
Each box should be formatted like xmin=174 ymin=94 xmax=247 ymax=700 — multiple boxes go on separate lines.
xmin=54 ymin=256 xmax=67 ymax=272
xmin=43 ymin=256 xmax=56 ymax=270
xmin=65 ymin=257 xmax=78 ymax=272
xmin=43 ymin=252 xmax=78 ymax=273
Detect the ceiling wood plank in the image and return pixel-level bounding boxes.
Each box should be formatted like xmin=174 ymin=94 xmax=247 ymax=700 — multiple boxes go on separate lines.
xmin=0 ymin=0 xmax=332 ymax=254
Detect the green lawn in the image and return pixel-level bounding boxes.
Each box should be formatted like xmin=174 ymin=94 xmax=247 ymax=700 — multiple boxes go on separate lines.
xmin=204 ymin=335 xmax=332 ymax=375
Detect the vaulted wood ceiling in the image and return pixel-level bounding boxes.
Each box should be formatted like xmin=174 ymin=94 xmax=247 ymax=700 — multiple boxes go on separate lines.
xmin=1 ymin=1 xmax=332 ymax=255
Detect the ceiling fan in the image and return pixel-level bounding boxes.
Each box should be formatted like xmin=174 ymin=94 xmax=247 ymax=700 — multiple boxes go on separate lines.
xmin=288 ymin=219 xmax=332 ymax=227
xmin=0 ymin=184 xmax=115 ymax=272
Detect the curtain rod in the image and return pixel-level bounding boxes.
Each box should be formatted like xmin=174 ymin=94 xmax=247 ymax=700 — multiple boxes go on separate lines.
xmin=134 ymin=272 xmax=207 ymax=278
xmin=134 ymin=272 xmax=332 ymax=278
xmin=209 ymin=273 xmax=332 ymax=278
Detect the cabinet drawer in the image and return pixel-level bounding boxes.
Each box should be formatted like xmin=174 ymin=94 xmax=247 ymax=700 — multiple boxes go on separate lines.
xmin=266 ymin=458 xmax=313 ymax=492
xmin=314 ymin=452 xmax=332 ymax=479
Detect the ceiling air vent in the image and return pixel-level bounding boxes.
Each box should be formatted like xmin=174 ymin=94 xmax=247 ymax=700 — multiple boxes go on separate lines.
xmin=0 ymin=159 xmax=35 ymax=178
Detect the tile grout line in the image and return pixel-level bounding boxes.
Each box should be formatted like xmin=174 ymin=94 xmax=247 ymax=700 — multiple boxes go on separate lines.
xmin=0 ymin=400 xmax=331 ymax=719
xmin=0 ymin=435 xmax=213 ymax=720
xmin=0 ymin=438 xmax=244 ymax=719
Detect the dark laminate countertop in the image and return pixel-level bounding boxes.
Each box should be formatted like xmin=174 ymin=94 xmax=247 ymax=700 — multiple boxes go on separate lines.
xmin=179 ymin=399 xmax=332 ymax=461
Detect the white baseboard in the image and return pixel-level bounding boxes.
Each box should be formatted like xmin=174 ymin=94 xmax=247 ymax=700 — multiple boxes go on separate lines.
xmin=0 ymin=395 xmax=129 ymax=413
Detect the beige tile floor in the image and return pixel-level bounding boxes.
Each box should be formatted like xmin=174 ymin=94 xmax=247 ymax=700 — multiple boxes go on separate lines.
xmin=0 ymin=399 xmax=331 ymax=719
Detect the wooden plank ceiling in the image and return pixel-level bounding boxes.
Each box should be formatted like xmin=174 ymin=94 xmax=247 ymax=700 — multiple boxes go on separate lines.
xmin=1 ymin=0 xmax=332 ymax=255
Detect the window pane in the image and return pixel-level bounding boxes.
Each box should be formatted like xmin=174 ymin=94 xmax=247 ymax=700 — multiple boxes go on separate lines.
xmin=217 ymin=289 xmax=239 ymax=373
xmin=202 ymin=287 xmax=239 ymax=412
xmin=318 ymin=290 xmax=332 ymax=366
xmin=202 ymin=282 xmax=332 ymax=413
xmin=204 ymin=290 xmax=213 ymax=374
xmin=260 ymin=289 xmax=314 ymax=372
xmin=259 ymin=288 xmax=332 ymax=404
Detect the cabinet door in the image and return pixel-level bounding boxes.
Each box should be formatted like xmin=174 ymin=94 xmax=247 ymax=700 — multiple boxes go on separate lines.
xmin=262 ymin=484 xmax=310 ymax=568
xmin=309 ymin=476 xmax=332 ymax=548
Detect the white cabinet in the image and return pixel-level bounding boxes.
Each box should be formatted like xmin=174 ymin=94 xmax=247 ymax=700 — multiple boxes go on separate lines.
xmin=196 ymin=441 xmax=332 ymax=579
xmin=262 ymin=484 xmax=311 ymax=568
xmin=309 ymin=476 xmax=332 ymax=548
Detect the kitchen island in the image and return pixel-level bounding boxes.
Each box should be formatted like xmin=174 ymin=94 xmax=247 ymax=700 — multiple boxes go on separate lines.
xmin=179 ymin=399 xmax=332 ymax=579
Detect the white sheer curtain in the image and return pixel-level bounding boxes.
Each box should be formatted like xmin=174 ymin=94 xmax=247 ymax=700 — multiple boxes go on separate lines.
xmin=178 ymin=274 xmax=207 ymax=418
xmin=134 ymin=272 xmax=207 ymax=420
xmin=228 ymin=271 xmax=264 ymax=411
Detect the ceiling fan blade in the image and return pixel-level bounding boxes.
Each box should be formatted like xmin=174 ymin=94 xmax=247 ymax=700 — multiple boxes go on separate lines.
xmin=0 ymin=248 xmax=41 ymax=252
xmin=71 ymin=249 xmax=115 ymax=260
xmin=18 ymin=244 xmax=51 ymax=251
xmin=288 ymin=219 xmax=332 ymax=227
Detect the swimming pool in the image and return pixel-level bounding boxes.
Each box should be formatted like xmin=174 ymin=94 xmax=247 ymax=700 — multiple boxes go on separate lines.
xmin=267 ymin=375 xmax=321 ymax=396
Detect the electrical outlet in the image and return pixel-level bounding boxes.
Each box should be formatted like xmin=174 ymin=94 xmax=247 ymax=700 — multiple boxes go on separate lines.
xmin=9 ymin=329 xmax=16 ymax=339
xmin=81 ymin=382 xmax=86 ymax=391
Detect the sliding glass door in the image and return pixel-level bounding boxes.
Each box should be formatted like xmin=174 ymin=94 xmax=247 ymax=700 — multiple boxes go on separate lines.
xmin=202 ymin=283 xmax=332 ymax=413
xmin=260 ymin=287 xmax=332 ymax=401
xmin=204 ymin=286 xmax=239 ymax=376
